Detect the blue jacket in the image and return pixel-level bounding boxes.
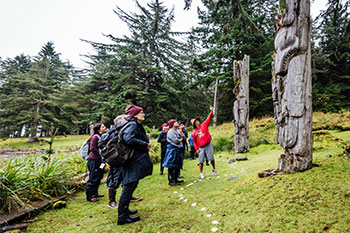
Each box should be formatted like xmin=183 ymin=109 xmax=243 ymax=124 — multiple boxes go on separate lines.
xmin=162 ymin=143 xmax=182 ymax=168
xmin=121 ymin=120 xmax=153 ymax=185
xmin=189 ymin=134 xmax=194 ymax=147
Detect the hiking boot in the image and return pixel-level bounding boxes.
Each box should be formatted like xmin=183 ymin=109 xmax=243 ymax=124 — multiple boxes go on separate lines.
xmin=108 ymin=201 xmax=118 ymax=208
xmin=129 ymin=209 xmax=138 ymax=215
xmin=200 ymin=173 xmax=205 ymax=179
xmin=117 ymin=215 xmax=141 ymax=225
xmin=169 ymin=181 xmax=178 ymax=186
xmin=175 ymin=179 xmax=184 ymax=184
xmin=213 ymin=169 xmax=217 ymax=176
xmin=178 ymin=175 xmax=184 ymax=179
xmin=130 ymin=196 xmax=142 ymax=202
xmin=97 ymin=194 xmax=104 ymax=198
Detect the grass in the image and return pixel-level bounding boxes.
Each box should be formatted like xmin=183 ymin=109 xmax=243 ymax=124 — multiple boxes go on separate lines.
xmin=0 ymin=135 xmax=88 ymax=150
xmin=26 ymin=132 xmax=350 ymax=232
xmin=2 ymin=112 xmax=350 ymax=232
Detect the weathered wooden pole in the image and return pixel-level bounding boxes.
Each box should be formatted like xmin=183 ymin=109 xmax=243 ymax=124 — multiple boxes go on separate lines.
xmin=233 ymin=55 xmax=249 ymax=153
xmin=272 ymin=0 xmax=313 ymax=173
xmin=213 ymin=78 xmax=219 ymax=128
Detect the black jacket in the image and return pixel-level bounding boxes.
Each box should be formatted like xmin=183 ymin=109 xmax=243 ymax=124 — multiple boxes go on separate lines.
xmin=121 ymin=120 xmax=153 ymax=185
xmin=157 ymin=130 xmax=168 ymax=152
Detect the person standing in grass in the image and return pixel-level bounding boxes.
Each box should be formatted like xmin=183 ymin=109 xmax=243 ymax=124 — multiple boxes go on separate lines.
xmin=117 ymin=105 xmax=153 ymax=225
xmin=192 ymin=106 xmax=217 ymax=179
xmin=177 ymin=122 xmax=188 ymax=179
xmin=188 ymin=132 xmax=196 ymax=160
xmin=102 ymin=114 xmax=143 ymax=209
xmin=162 ymin=119 xmax=184 ymax=186
xmin=86 ymin=123 xmax=108 ymax=202
xmin=157 ymin=123 xmax=169 ymax=175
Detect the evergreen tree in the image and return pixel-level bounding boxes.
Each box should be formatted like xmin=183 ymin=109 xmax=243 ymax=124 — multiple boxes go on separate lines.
xmin=191 ymin=0 xmax=277 ymax=122
xmin=312 ymin=0 xmax=350 ymax=112
xmin=84 ymin=0 xmax=196 ymax=127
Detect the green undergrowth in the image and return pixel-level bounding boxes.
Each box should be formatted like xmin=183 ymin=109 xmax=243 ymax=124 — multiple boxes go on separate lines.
xmin=26 ymin=142 xmax=350 ymax=232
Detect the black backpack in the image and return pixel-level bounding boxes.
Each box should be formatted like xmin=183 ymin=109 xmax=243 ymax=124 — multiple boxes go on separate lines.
xmin=98 ymin=123 xmax=135 ymax=168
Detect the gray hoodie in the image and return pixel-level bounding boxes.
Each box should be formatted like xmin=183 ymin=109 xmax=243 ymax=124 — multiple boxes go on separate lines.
xmin=167 ymin=128 xmax=183 ymax=148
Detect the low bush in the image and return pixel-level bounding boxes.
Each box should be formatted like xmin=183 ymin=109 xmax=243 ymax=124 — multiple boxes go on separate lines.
xmin=0 ymin=152 xmax=85 ymax=214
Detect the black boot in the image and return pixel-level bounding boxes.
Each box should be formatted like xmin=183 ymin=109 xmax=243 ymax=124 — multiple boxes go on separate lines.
xmin=160 ymin=166 xmax=164 ymax=175
xmin=129 ymin=209 xmax=138 ymax=215
xmin=175 ymin=168 xmax=184 ymax=184
xmin=168 ymin=168 xmax=177 ymax=186
xmin=108 ymin=189 xmax=118 ymax=208
xmin=118 ymin=205 xmax=140 ymax=225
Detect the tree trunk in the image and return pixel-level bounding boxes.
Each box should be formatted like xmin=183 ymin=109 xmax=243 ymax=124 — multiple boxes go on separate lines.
xmin=272 ymin=0 xmax=313 ymax=173
xmin=233 ymin=55 xmax=249 ymax=153
xmin=213 ymin=78 xmax=219 ymax=128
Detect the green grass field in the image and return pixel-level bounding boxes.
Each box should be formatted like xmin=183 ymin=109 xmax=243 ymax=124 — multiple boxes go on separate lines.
xmin=25 ymin=132 xmax=350 ymax=232
xmin=2 ymin=112 xmax=350 ymax=232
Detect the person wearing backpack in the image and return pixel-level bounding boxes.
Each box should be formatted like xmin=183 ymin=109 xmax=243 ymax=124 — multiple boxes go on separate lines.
xmin=104 ymin=115 xmax=142 ymax=209
xmin=117 ymin=105 xmax=153 ymax=225
xmin=86 ymin=123 xmax=108 ymax=202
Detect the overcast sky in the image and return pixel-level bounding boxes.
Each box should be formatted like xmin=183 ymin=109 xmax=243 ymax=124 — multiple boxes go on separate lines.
xmin=0 ymin=0 xmax=327 ymax=68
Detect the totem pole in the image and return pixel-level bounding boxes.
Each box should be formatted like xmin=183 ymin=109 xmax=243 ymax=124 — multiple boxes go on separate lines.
xmin=272 ymin=0 xmax=313 ymax=173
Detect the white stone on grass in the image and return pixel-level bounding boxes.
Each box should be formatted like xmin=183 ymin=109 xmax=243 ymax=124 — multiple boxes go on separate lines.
xmin=173 ymin=191 xmax=178 ymax=194
xmin=179 ymin=197 xmax=184 ymax=200
xmin=191 ymin=203 xmax=197 ymax=207
xmin=184 ymin=199 xmax=188 ymax=202
xmin=201 ymin=207 xmax=206 ymax=211
xmin=212 ymin=220 xmax=219 ymax=224
xmin=180 ymin=188 xmax=184 ymax=190
xmin=206 ymin=214 xmax=212 ymax=218
xmin=211 ymin=227 xmax=218 ymax=232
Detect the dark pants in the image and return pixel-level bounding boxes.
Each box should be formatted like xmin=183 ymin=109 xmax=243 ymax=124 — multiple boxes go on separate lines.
xmin=190 ymin=146 xmax=196 ymax=159
xmin=160 ymin=149 xmax=166 ymax=173
xmin=118 ymin=181 xmax=139 ymax=219
xmin=86 ymin=159 xmax=104 ymax=200
xmin=107 ymin=167 xmax=123 ymax=190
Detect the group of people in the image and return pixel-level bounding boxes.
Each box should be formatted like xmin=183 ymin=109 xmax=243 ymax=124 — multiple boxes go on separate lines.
xmin=158 ymin=106 xmax=217 ymax=185
xmin=84 ymin=104 xmax=217 ymax=226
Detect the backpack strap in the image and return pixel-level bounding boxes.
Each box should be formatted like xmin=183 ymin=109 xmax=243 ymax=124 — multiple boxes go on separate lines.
xmin=118 ymin=122 xmax=132 ymax=142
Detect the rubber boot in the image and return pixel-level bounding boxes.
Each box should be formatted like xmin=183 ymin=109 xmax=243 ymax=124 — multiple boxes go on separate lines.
xmin=175 ymin=168 xmax=184 ymax=184
xmin=108 ymin=189 xmax=118 ymax=208
xmin=168 ymin=167 xmax=177 ymax=186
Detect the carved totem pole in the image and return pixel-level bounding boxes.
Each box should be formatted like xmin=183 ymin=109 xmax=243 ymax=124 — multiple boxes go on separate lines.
xmin=233 ymin=55 xmax=249 ymax=153
xmin=272 ymin=0 xmax=313 ymax=173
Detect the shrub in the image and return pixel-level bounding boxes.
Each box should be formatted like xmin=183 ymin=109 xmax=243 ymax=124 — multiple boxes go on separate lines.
xmin=0 ymin=152 xmax=85 ymax=214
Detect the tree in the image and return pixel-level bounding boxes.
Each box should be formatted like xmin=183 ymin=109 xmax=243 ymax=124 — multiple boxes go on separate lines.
xmin=312 ymin=0 xmax=350 ymax=112
xmin=84 ymin=0 xmax=200 ymax=127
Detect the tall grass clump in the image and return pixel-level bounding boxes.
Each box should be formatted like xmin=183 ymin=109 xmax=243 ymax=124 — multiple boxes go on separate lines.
xmin=0 ymin=152 xmax=86 ymax=214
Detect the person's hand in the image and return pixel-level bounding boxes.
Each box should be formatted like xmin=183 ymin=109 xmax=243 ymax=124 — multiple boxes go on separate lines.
xmin=210 ymin=106 xmax=214 ymax=112
xmin=196 ymin=150 xmax=200 ymax=154
xmin=147 ymin=143 xmax=152 ymax=150
xmin=146 ymin=133 xmax=151 ymax=140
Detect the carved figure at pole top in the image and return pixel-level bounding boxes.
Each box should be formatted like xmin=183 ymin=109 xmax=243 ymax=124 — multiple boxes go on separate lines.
xmin=272 ymin=0 xmax=313 ymax=173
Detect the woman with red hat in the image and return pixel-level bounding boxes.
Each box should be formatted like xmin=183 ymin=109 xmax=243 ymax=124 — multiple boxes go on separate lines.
xmin=162 ymin=119 xmax=185 ymax=186
xmin=116 ymin=104 xmax=153 ymax=225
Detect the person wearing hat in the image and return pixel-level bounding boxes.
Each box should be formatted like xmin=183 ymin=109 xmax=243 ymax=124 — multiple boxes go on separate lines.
xmin=162 ymin=119 xmax=185 ymax=186
xmin=116 ymin=105 xmax=153 ymax=225
xmin=192 ymin=106 xmax=217 ymax=179
xmin=157 ymin=123 xmax=170 ymax=175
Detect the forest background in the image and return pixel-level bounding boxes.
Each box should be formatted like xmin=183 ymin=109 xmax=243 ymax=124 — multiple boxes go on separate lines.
xmin=0 ymin=0 xmax=349 ymax=140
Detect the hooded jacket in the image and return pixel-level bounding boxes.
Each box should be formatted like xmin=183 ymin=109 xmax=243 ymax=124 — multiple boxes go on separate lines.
xmin=192 ymin=112 xmax=213 ymax=151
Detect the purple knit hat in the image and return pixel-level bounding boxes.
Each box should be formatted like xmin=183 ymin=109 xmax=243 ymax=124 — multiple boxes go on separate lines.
xmin=167 ymin=119 xmax=177 ymax=128
xmin=125 ymin=105 xmax=143 ymax=117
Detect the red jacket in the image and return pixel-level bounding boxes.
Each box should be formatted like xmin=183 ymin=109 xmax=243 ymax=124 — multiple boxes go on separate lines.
xmin=192 ymin=112 xmax=213 ymax=151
